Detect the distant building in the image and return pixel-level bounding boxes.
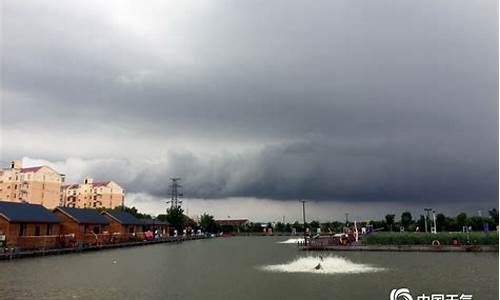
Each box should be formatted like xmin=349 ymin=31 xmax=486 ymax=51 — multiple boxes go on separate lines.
xmin=62 ymin=177 xmax=125 ymax=209
xmin=0 ymin=160 xmax=65 ymax=209
xmin=215 ymin=219 xmax=250 ymax=227
xmin=215 ymin=219 xmax=249 ymax=234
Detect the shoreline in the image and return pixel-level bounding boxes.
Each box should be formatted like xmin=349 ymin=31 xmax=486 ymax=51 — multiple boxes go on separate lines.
xmin=300 ymin=244 xmax=499 ymax=252
xmin=0 ymin=235 xmax=210 ymax=261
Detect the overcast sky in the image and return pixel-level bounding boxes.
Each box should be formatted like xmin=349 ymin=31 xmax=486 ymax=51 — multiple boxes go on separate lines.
xmin=1 ymin=0 xmax=498 ymax=221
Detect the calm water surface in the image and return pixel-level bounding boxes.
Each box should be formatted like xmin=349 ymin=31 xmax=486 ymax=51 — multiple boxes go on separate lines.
xmin=0 ymin=237 xmax=497 ymax=300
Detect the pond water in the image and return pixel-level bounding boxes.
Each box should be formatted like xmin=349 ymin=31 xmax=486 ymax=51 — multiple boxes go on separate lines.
xmin=0 ymin=236 xmax=497 ymax=300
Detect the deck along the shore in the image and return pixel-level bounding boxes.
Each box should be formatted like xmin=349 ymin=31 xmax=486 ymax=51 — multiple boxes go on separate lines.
xmin=0 ymin=236 xmax=210 ymax=260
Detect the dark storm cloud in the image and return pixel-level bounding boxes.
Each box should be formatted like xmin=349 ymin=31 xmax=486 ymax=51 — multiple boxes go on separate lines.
xmin=143 ymin=135 xmax=497 ymax=204
xmin=1 ymin=0 xmax=498 ymax=207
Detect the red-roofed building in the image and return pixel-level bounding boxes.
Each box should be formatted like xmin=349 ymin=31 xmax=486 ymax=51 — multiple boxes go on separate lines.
xmin=62 ymin=177 xmax=125 ymax=209
xmin=0 ymin=160 xmax=65 ymax=209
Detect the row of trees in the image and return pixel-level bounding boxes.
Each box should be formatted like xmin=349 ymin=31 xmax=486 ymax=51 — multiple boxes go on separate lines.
xmin=100 ymin=205 xmax=153 ymax=220
xmin=383 ymin=209 xmax=499 ymax=232
xmin=236 ymin=209 xmax=499 ymax=234
xmin=104 ymin=206 xmax=221 ymax=234
xmin=158 ymin=206 xmax=220 ymax=234
xmin=102 ymin=205 xmax=499 ymax=234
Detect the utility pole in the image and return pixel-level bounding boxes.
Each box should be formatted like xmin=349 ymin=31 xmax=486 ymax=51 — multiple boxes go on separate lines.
xmin=424 ymin=208 xmax=432 ymax=233
xmin=300 ymin=200 xmax=307 ymax=238
xmin=300 ymin=200 xmax=307 ymax=226
xmin=345 ymin=213 xmax=349 ymax=225
xmin=432 ymin=210 xmax=437 ymax=234
xmin=166 ymin=178 xmax=183 ymax=209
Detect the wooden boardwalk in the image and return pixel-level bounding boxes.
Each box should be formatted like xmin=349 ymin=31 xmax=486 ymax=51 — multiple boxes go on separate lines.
xmin=0 ymin=236 xmax=209 ymax=260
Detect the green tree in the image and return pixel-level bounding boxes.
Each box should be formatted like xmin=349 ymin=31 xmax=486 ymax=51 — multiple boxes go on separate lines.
xmin=416 ymin=215 xmax=426 ymax=231
xmin=275 ymin=222 xmax=286 ymax=232
xmin=108 ymin=205 xmax=152 ymax=219
xmin=468 ymin=216 xmax=485 ymax=231
xmin=489 ymin=208 xmax=499 ymax=225
xmin=385 ymin=214 xmax=395 ymax=231
xmin=292 ymin=221 xmax=303 ymax=232
xmin=164 ymin=206 xmax=185 ymax=232
xmin=456 ymin=212 xmax=468 ymax=229
xmin=400 ymin=212 xmax=413 ymax=229
xmin=436 ymin=213 xmax=446 ymax=231
xmin=310 ymin=220 xmax=320 ymax=231
xmin=199 ymin=213 xmax=218 ymax=233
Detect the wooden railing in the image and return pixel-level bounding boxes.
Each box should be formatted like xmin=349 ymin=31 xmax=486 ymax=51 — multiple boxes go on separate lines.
xmin=10 ymin=232 xmax=172 ymax=250
xmin=16 ymin=235 xmax=69 ymax=249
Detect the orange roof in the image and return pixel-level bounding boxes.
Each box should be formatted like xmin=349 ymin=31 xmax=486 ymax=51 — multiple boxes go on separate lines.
xmin=20 ymin=166 xmax=43 ymax=173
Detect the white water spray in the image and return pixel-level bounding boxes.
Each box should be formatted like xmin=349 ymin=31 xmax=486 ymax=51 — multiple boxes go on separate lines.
xmin=278 ymin=238 xmax=305 ymax=244
xmin=261 ymin=255 xmax=385 ymax=274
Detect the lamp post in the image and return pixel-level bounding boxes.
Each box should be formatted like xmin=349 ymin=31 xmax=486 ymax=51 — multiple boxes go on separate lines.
xmin=424 ymin=208 xmax=432 ymax=233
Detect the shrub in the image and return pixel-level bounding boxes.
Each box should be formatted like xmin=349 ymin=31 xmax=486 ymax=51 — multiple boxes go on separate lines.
xmin=362 ymin=232 xmax=499 ymax=245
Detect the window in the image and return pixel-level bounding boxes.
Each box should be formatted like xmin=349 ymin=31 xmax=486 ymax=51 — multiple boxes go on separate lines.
xmin=46 ymin=224 xmax=53 ymax=235
xmin=84 ymin=225 xmax=88 ymax=234
xmin=93 ymin=226 xmax=100 ymax=234
xmin=129 ymin=226 xmax=134 ymax=234
xmin=35 ymin=226 xmax=41 ymax=236
xmin=19 ymin=224 xmax=26 ymax=236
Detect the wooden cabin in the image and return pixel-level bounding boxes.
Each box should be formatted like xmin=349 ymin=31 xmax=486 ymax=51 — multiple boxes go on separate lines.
xmin=101 ymin=211 xmax=144 ymax=242
xmin=0 ymin=200 xmax=62 ymax=249
xmin=53 ymin=207 xmax=110 ymax=245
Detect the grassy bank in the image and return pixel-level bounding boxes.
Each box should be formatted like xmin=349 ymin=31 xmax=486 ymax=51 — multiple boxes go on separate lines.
xmin=363 ymin=232 xmax=499 ymax=246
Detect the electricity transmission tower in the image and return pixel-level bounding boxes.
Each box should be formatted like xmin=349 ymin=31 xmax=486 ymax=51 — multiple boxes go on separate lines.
xmin=166 ymin=178 xmax=183 ymax=209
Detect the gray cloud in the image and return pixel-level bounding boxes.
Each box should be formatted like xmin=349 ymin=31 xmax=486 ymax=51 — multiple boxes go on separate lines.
xmin=1 ymin=0 xmax=498 ymax=211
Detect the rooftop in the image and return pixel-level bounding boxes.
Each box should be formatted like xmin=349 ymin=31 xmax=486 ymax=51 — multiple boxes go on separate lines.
xmin=102 ymin=211 xmax=143 ymax=225
xmin=20 ymin=166 xmax=43 ymax=173
xmin=55 ymin=207 xmax=109 ymax=225
xmin=0 ymin=201 xmax=62 ymax=223
xmin=215 ymin=219 xmax=249 ymax=226
xmin=63 ymin=181 xmax=111 ymax=189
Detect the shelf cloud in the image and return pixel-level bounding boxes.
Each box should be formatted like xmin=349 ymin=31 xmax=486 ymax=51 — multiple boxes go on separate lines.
xmin=1 ymin=0 xmax=498 ymax=214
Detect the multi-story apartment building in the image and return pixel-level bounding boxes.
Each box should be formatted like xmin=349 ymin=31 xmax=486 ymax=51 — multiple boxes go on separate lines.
xmin=0 ymin=160 xmax=65 ymax=209
xmin=62 ymin=177 xmax=125 ymax=209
